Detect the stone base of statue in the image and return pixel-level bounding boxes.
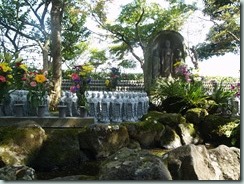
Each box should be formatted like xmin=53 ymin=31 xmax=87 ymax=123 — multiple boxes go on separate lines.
xmin=79 ymin=106 xmax=87 ymax=117
xmin=58 ymin=105 xmax=67 ymax=118
xmin=38 ymin=105 xmax=46 ymax=118
xmin=14 ymin=103 xmax=24 ymax=117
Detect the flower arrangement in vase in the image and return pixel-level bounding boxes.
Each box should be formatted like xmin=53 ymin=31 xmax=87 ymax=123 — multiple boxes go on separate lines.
xmin=26 ymin=70 xmax=49 ymax=112
xmin=70 ymin=63 xmax=94 ymax=112
xmin=105 ymin=67 xmax=121 ymax=91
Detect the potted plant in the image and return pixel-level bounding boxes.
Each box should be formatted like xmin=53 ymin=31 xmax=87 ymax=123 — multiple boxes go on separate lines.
xmin=70 ymin=63 xmax=94 ymax=117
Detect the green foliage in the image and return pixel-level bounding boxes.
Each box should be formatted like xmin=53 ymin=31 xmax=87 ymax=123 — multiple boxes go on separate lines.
xmin=150 ymin=77 xmax=208 ymax=113
xmin=62 ymin=1 xmax=90 ymax=61
xmin=207 ymin=79 xmax=238 ymax=114
xmin=89 ymin=49 xmax=107 ymax=71
xmin=196 ymin=0 xmax=240 ymax=60
xmin=92 ymin=0 xmax=196 ymax=66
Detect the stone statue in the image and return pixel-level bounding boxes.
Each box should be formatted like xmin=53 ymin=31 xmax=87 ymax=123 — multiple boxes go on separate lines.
xmin=88 ymin=92 xmax=99 ymax=122
xmin=111 ymin=93 xmax=123 ymax=123
xmin=160 ymin=40 xmax=173 ymax=77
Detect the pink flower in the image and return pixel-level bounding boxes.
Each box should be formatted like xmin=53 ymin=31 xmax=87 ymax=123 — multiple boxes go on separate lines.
xmin=230 ymin=84 xmax=235 ymax=90
xmin=70 ymin=86 xmax=77 ymax=93
xmin=0 ymin=75 xmax=6 ymax=82
xmin=30 ymin=81 xmax=37 ymax=87
xmin=71 ymin=73 xmax=80 ymax=81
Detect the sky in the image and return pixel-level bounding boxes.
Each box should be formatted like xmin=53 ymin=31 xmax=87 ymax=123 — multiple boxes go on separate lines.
xmin=100 ymin=0 xmax=240 ymax=78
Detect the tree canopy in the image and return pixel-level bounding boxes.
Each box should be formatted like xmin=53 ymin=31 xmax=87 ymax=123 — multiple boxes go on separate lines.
xmin=195 ymin=0 xmax=240 ymax=60
xmin=90 ymin=0 xmax=196 ymax=68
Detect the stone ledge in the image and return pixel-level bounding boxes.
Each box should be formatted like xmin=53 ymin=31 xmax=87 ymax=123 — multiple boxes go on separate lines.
xmin=0 ymin=117 xmax=95 ymax=128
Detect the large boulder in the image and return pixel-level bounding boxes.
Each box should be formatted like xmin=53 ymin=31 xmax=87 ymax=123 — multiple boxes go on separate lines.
xmin=162 ymin=144 xmax=240 ymax=180
xmin=99 ymin=147 xmax=172 ymax=180
xmin=0 ymin=120 xmax=46 ymax=166
xmin=78 ymin=124 xmax=129 ymax=159
xmin=208 ymin=145 xmax=240 ymax=180
xmin=29 ymin=128 xmax=83 ymax=172
xmin=177 ymin=122 xmax=203 ymax=145
xmin=199 ymin=115 xmax=240 ymax=147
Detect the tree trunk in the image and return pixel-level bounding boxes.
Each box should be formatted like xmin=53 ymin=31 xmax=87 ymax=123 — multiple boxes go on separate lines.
xmin=143 ymin=46 xmax=153 ymax=94
xmin=42 ymin=40 xmax=50 ymax=72
xmin=49 ymin=0 xmax=63 ymax=110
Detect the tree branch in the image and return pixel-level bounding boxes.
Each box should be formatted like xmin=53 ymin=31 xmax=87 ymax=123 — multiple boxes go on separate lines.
xmin=198 ymin=16 xmax=240 ymax=43
xmin=135 ymin=8 xmax=145 ymax=49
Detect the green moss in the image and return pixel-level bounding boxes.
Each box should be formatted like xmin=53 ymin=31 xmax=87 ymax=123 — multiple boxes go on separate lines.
xmin=0 ymin=151 xmax=18 ymax=165
xmin=0 ymin=126 xmax=45 ymax=153
xmin=216 ymin=119 xmax=240 ymax=137
xmin=141 ymin=111 xmax=166 ymax=121
xmin=185 ymin=108 xmax=208 ymax=125
xmin=122 ymin=120 xmax=165 ymax=132
xmin=201 ymin=115 xmax=240 ymax=147
xmin=182 ymin=122 xmax=196 ymax=136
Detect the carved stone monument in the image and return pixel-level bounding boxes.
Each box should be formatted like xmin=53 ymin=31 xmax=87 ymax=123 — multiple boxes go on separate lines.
xmin=144 ymin=30 xmax=185 ymax=92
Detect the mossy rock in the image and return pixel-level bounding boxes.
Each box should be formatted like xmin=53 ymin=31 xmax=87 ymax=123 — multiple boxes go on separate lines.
xmin=158 ymin=113 xmax=186 ymax=128
xmin=159 ymin=125 xmax=182 ymax=149
xmin=122 ymin=120 xmax=165 ymax=148
xmin=29 ymin=128 xmax=83 ymax=172
xmin=141 ymin=111 xmax=166 ymax=121
xmin=185 ymin=108 xmax=208 ymax=125
xmin=141 ymin=111 xmax=185 ymax=128
xmin=78 ymin=124 xmax=129 ymax=159
xmin=0 ymin=123 xmax=46 ymax=166
xmin=200 ymin=115 xmax=240 ymax=147
xmin=177 ymin=122 xmax=203 ymax=145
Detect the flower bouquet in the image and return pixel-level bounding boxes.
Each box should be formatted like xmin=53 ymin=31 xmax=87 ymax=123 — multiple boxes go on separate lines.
xmin=26 ymin=70 xmax=49 ymax=111
xmin=105 ymin=67 xmax=120 ymax=91
xmin=0 ymin=62 xmax=13 ymax=104
xmin=70 ymin=63 xmax=94 ymax=111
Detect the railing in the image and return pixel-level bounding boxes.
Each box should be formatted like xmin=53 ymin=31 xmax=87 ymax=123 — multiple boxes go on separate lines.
xmin=62 ymin=79 xmax=239 ymax=93
xmin=62 ymin=79 xmax=145 ymax=91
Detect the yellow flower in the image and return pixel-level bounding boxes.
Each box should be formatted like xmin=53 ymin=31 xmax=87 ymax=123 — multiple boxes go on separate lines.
xmin=19 ymin=64 xmax=28 ymax=71
xmin=7 ymin=74 xmax=13 ymax=79
xmin=173 ymin=61 xmax=182 ymax=67
xmin=82 ymin=64 xmax=94 ymax=73
xmin=105 ymin=79 xmax=110 ymax=86
xmin=79 ymin=71 xmax=87 ymax=77
xmin=35 ymin=74 xmax=47 ymax=83
xmin=0 ymin=62 xmax=12 ymax=72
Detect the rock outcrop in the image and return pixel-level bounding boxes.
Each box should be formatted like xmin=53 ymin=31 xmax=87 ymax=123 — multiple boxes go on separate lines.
xmin=163 ymin=144 xmax=240 ymax=180
xmin=99 ymin=147 xmax=172 ymax=180
xmin=78 ymin=124 xmax=129 ymax=159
